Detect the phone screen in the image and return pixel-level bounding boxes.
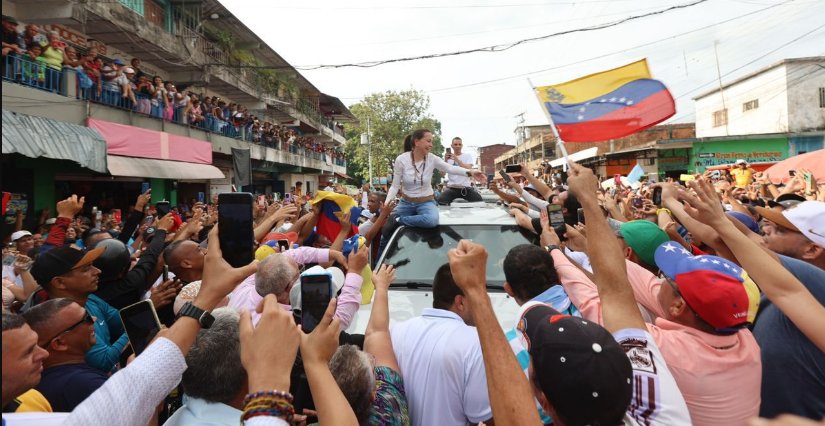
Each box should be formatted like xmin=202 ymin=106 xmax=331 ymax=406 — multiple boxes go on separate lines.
xmin=218 ymin=193 xmax=254 ymax=268
xmin=162 ymin=265 xmax=169 ymax=282
xmin=789 ymin=170 xmax=796 ymax=177
xmin=498 ymin=170 xmax=512 ymax=182
xmin=141 ymin=182 xmax=150 ymax=194
xmin=505 ymin=164 xmax=522 ymax=174
xmin=652 ymin=187 xmax=663 ymax=206
xmin=300 ymin=274 xmax=332 ymax=333
xmin=156 ymin=201 xmax=171 ymax=217
xmin=277 ymin=239 xmax=291 ymax=251
xmin=547 ymin=204 xmax=565 ymax=227
xmin=119 ymin=300 xmax=161 ymax=356
xmin=804 ymin=173 xmax=814 ymax=195
xmin=577 ymin=208 xmax=585 ymax=225
xmin=445 ymin=147 xmax=451 ymax=154
xmin=198 ymin=192 xmax=205 ymax=204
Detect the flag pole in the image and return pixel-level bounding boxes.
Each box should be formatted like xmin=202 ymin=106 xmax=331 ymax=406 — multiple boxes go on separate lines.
xmin=527 ymin=78 xmax=571 ymax=171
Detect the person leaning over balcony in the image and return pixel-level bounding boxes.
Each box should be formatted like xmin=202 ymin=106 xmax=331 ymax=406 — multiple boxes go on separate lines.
xmin=17 ymin=23 xmax=46 ymax=54
xmin=383 ymin=129 xmax=488 ymax=236
xmin=150 ymin=76 xmax=170 ymax=118
xmin=41 ymin=32 xmax=67 ymax=89
xmin=2 ymin=15 xmax=23 ymax=59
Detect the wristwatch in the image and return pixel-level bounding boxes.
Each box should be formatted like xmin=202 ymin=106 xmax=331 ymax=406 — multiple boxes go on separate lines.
xmin=544 ymin=244 xmax=561 ymax=253
xmin=177 ymin=302 xmax=215 ymax=329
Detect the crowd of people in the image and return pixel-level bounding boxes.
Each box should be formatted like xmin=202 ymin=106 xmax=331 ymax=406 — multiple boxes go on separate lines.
xmin=2 ymin=122 xmax=825 ymax=426
xmin=1 ymin=16 xmax=347 ymax=167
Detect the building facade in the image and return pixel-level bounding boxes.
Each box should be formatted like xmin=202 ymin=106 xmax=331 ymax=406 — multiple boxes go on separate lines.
xmin=476 ymin=143 xmax=513 ymax=177
xmin=1 ymin=0 xmax=355 ymax=233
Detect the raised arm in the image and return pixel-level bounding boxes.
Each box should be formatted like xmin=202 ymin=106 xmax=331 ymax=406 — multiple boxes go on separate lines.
xmin=565 ymin=162 xmax=648 ymax=333
xmin=681 ymin=179 xmax=825 ymax=353
xmin=518 ymin=163 xmax=553 ymax=200
xmin=364 ymin=265 xmax=400 ymax=371
xmin=386 ymin=156 xmax=404 ymax=201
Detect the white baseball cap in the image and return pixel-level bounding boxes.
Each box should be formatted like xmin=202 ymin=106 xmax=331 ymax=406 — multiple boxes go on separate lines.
xmin=735 ymin=159 xmax=747 ymax=165
xmin=11 ymin=230 xmax=32 ymax=241
xmin=289 ymin=265 xmax=345 ymax=309
xmin=45 ymin=218 xmax=57 ymax=225
xmin=784 ymin=201 xmax=825 ymax=247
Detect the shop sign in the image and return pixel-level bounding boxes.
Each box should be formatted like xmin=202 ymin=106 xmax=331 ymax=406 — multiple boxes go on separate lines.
xmin=658 ymin=148 xmax=691 ymax=172
xmin=692 ymin=138 xmax=788 ymax=171
xmin=42 ymin=24 xmax=108 ymax=55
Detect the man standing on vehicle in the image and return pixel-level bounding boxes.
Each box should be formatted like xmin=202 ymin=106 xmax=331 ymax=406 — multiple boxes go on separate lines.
xmin=438 ymin=137 xmax=483 ymax=205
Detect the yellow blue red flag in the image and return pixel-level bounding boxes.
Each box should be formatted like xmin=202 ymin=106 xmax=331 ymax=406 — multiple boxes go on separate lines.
xmin=310 ymin=191 xmax=361 ymax=243
xmin=535 ymin=59 xmax=675 ymax=142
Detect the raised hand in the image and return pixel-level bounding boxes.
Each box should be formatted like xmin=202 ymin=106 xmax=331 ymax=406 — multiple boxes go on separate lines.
xmin=371 ymin=264 xmax=396 ymax=291
xmin=299 ymin=298 xmax=341 ymax=365
xmin=197 ymin=225 xmax=259 ymax=308
xmin=565 ymin=162 xmax=599 ymax=200
xmin=347 ymin=244 xmax=369 ymax=275
xmin=156 ymin=213 xmax=176 ymax=232
xmin=135 ymin=189 xmax=152 ymax=212
xmin=240 ymin=294 xmax=301 ymax=393
xmin=447 ymin=240 xmax=488 ymax=296
xmin=56 ymin=195 xmax=85 ymax=218
xmin=680 ymin=179 xmax=728 ymax=227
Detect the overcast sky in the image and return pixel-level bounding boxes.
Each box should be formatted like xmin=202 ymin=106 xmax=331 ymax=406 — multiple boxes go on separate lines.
xmin=222 ymin=0 xmax=825 ymax=155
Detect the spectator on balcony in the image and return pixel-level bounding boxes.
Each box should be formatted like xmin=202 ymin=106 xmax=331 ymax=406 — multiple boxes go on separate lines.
xmin=150 ymin=76 xmax=170 ymax=118
xmin=80 ymin=48 xmax=102 ymax=96
xmin=187 ymin=99 xmax=205 ymax=125
xmin=213 ymin=101 xmax=229 ymax=131
xmin=169 ymin=84 xmax=189 ymax=121
xmin=128 ymin=57 xmax=141 ymax=79
xmin=22 ymin=42 xmax=46 ymax=85
xmin=17 ymin=23 xmax=46 ymax=53
xmin=41 ymin=32 xmax=67 ymax=83
xmin=2 ymin=15 xmax=23 ymax=60
xmin=134 ymin=75 xmax=153 ymax=114
xmin=102 ymin=59 xmax=136 ymax=105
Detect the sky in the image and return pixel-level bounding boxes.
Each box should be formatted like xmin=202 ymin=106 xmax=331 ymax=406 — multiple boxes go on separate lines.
xmin=221 ymin=0 xmax=825 ymax=156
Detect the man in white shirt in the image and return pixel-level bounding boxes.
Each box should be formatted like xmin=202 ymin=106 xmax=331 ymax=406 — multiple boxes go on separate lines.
xmin=437 ymin=137 xmax=483 ymax=204
xmin=390 ymin=263 xmax=492 ymax=426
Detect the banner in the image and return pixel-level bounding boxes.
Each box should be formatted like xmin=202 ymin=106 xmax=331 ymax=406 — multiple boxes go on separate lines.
xmin=232 ymin=148 xmax=252 ymax=188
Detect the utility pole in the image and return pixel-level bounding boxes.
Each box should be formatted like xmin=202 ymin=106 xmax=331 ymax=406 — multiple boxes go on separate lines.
xmin=360 ymin=117 xmax=373 ymax=188
xmin=713 ymin=40 xmax=729 ymax=136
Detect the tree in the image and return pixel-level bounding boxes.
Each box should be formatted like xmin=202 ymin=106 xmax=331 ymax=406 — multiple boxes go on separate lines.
xmin=344 ymin=89 xmax=444 ymax=187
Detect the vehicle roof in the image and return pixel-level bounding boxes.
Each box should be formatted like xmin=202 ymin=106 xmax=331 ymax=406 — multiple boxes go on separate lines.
xmin=437 ymin=203 xmax=517 ymax=225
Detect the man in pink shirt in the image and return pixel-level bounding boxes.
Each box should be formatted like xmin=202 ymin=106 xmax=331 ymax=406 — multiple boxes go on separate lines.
xmin=228 ymin=245 xmax=365 ymax=329
xmin=552 ymin=234 xmax=762 ymax=426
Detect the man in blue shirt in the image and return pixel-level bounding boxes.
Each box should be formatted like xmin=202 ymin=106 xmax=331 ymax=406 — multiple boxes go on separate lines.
xmin=29 ymin=244 xmax=129 ymax=373
xmin=23 ymin=298 xmax=109 ymax=412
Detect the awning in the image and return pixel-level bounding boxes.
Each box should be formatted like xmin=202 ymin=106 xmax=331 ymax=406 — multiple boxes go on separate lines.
xmin=549 ymin=147 xmax=599 ymax=168
xmin=2 ymin=110 xmax=108 ymax=173
xmin=335 ymin=171 xmax=353 ymax=180
xmin=603 ymin=146 xmax=656 ymax=156
xmin=107 ymin=155 xmax=225 ymax=180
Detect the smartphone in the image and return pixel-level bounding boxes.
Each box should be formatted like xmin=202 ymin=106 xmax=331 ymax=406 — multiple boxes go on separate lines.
xmin=277 ymin=239 xmax=291 ymax=251
xmin=300 ymin=273 xmax=333 ymax=333
xmin=156 ymin=201 xmax=171 ymax=217
xmin=498 ymin=170 xmax=513 ymax=183
xmin=141 ymin=182 xmax=150 ymax=194
xmin=547 ymin=204 xmax=565 ymax=227
xmin=119 ymin=300 xmax=162 ymax=356
xmin=285 ymin=193 xmax=292 ymax=203
xmin=652 ymin=187 xmax=663 ymax=206
xmin=632 ymin=198 xmax=645 ymax=208
xmin=162 ymin=265 xmax=169 ymax=283
xmin=577 ymin=207 xmax=585 ymax=225
xmin=789 ymin=170 xmax=796 ymax=177
xmin=218 ymin=192 xmax=254 ymax=268
xmin=804 ymin=173 xmax=814 ymax=195
xmin=505 ymin=164 xmax=522 ymax=174
xmin=198 ymin=192 xmax=205 ymax=204
xmin=445 ymin=147 xmax=452 ymax=154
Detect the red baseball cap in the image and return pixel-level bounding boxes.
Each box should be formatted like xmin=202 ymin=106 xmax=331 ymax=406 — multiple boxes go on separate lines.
xmin=263 ymin=232 xmax=298 ymax=246
xmin=655 ymin=242 xmax=758 ymax=331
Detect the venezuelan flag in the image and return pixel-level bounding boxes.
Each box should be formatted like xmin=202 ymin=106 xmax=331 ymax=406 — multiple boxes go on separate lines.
xmin=310 ymin=191 xmax=362 ymax=243
xmin=535 ymin=59 xmax=675 ymax=142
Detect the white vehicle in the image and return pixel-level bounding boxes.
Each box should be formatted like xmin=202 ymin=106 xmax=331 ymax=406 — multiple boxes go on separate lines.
xmin=346 ymin=202 xmax=538 ymax=334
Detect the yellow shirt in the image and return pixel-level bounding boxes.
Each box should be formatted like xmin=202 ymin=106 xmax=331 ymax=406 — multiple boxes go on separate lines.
xmin=15 ymin=389 xmax=53 ymax=412
xmin=730 ymin=167 xmax=755 ymax=188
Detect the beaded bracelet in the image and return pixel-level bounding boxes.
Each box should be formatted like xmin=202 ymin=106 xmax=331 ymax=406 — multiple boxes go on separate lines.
xmin=243 ymin=390 xmax=294 ymax=405
xmin=241 ymin=399 xmax=295 ymax=425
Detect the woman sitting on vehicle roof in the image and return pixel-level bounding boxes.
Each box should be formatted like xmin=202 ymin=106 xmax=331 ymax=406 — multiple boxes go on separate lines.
xmin=382 ymin=128 xmax=487 ymax=238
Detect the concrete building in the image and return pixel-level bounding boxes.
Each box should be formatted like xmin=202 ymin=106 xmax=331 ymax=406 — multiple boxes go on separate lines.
xmin=476 ymin=143 xmax=513 ymax=177
xmin=1 ymin=0 xmax=356 ymax=232
xmin=685 ymin=57 xmax=824 ymax=173
xmin=494 ymin=125 xmax=556 ymax=176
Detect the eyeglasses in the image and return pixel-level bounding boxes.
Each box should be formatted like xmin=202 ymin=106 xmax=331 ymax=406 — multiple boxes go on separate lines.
xmin=39 ymin=311 xmax=94 ymax=348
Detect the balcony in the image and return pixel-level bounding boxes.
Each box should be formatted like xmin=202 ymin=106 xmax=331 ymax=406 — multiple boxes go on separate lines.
xmin=1 ymin=55 xmax=346 ymax=174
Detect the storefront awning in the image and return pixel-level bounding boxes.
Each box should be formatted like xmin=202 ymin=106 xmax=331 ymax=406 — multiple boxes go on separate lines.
xmin=335 ymin=171 xmax=353 ymax=180
xmin=2 ymin=110 xmax=108 ymax=173
xmin=107 ymin=155 xmax=225 ymax=180
xmin=549 ymin=147 xmax=599 ymax=168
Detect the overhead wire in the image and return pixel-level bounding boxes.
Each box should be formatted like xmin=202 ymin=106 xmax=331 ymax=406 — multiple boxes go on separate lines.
xmin=294 ymin=0 xmax=711 ymax=70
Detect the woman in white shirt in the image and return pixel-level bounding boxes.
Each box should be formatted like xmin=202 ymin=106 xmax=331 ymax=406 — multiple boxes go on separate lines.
xmin=384 ymin=129 xmax=486 ymax=236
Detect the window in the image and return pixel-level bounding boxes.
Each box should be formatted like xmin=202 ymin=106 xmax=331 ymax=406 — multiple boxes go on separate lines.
xmin=819 ymin=87 xmax=825 ymax=108
xmin=713 ymin=109 xmax=728 ymax=127
xmin=743 ymin=99 xmax=759 ymax=112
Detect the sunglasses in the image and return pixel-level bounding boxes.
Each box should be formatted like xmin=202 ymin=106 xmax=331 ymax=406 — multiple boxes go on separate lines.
xmin=39 ymin=310 xmax=94 ymax=348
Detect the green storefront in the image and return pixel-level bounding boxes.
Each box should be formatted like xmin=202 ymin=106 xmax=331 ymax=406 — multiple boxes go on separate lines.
xmin=691 ymin=137 xmax=789 ymax=173
xmin=657 ymin=148 xmax=693 ymax=181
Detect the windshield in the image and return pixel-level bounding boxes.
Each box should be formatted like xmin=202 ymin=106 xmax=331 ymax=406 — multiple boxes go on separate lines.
xmin=379 ymin=225 xmax=539 ymax=288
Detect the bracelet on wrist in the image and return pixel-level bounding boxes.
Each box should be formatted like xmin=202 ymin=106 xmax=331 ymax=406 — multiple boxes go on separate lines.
xmin=241 ymin=391 xmax=295 ymax=425
xmin=656 ymin=208 xmax=672 ymax=217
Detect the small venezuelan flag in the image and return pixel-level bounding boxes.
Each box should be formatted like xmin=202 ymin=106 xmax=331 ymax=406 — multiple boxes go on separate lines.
xmin=310 ymin=191 xmax=361 ymax=243
xmin=535 ymin=59 xmax=675 ymax=142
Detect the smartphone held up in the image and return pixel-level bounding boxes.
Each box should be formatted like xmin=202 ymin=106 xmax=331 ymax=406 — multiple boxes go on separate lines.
xmin=218 ymin=192 xmax=254 ymax=268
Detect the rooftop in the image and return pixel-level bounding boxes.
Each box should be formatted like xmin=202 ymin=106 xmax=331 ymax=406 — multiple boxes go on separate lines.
xmin=693 ymin=56 xmax=825 ymax=100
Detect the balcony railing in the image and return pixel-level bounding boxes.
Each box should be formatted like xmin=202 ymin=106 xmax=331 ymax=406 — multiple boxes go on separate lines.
xmin=2 ymin=55 xmax=346 ymax=168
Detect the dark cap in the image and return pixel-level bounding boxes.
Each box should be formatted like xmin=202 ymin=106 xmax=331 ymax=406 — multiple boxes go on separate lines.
xmin=516 ymin=302 xmax=633 ymax=426
xmin=30 ymin=245 xmax=106 ymax=286
xmin=766 ymin=193 xmax=805 ymax=209
xmin=2 ymin=15 xmax=20 ymax=24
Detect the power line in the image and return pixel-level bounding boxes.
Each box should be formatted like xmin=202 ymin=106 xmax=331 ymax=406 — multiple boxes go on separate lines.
xmin=263 ymin=0 xmax=688 ymax=10
xmin=295 ymin=0 xmax=711 ymax=70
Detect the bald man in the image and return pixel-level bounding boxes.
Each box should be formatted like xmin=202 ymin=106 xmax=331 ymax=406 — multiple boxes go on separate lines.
xmin=162 ymin=240 xmax=206 ymax=284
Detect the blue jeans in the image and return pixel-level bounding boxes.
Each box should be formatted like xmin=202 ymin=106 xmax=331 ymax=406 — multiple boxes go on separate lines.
xmin=395 ymin=199 xmax=439 ymax=228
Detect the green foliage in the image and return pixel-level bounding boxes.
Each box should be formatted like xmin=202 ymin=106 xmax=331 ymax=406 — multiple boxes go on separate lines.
xmin=203 ymin=23 xmax=233 ymax=52
xmin=343 ymin=89 xmax=444 ymax=185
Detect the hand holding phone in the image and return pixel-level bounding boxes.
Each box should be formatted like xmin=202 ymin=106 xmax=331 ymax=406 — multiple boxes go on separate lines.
xmin=299 ymin=273 xmax=333 ymax=333
xmin=156 ymin=201 xmax=171 ymax=218
xmin=505 ymin=164 xmax=522 ymax=174
xmin=652 ymin=187 xmax=663 ymax=206
xmin=119 ymin=300 xmax=162 ymax=356
xmin=498 ymin=170 xmax=513 ymax=183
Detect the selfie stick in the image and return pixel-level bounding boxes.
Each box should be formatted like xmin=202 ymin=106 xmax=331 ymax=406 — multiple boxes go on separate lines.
xmin=527 ymin=78 xmax=571 ymax=171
